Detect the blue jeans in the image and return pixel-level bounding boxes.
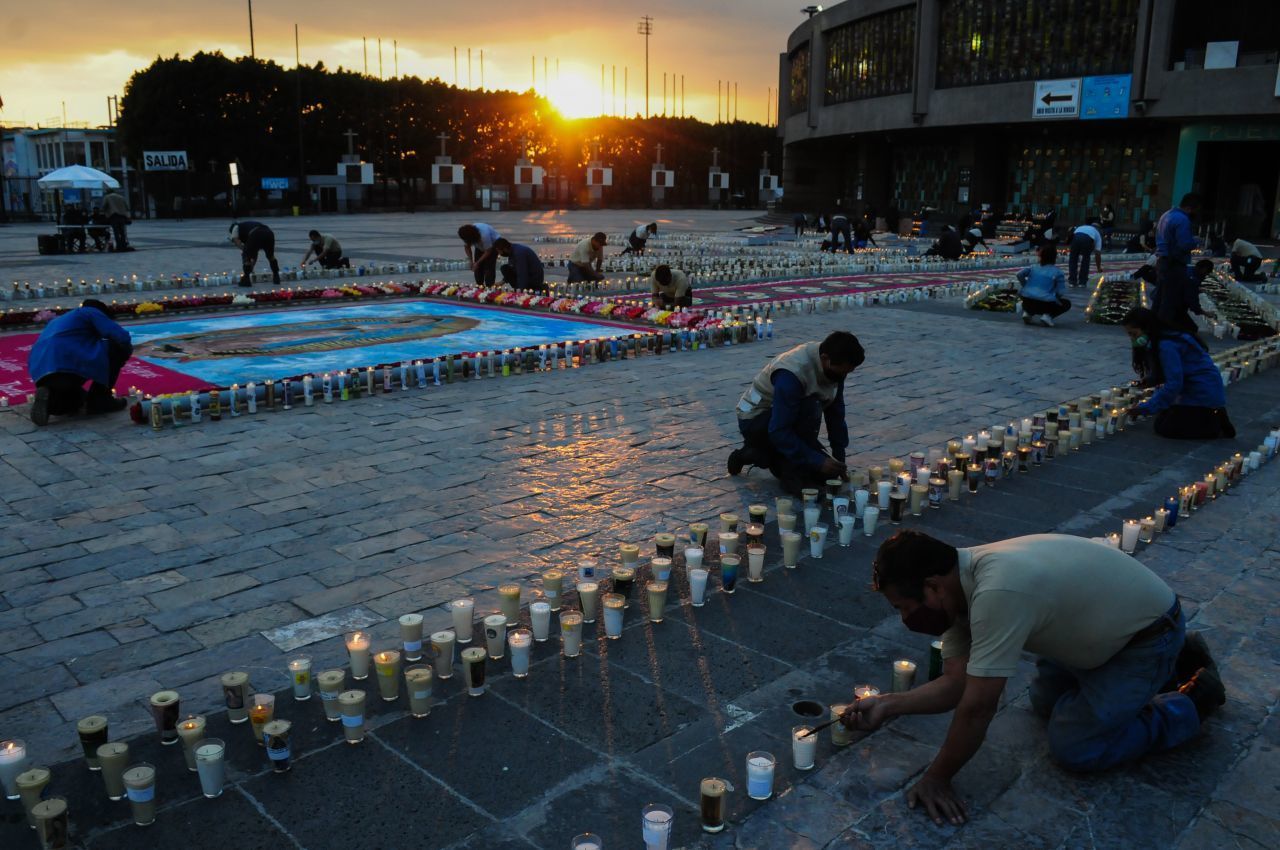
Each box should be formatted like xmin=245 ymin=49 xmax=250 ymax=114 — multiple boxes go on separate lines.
xmin=1028 ymin=602 xmax=1200 ymax=772
xmin=738 ymin=406 xmax=827 ymax=493
xmin=1068 ymin=234 xmax=1094 ymax=288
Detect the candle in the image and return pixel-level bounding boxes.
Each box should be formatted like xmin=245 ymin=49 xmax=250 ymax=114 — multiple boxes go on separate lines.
xmin=530 ymin=601 xmax=552 ymax=641
xmin=122 ymin=763 xmax=156 ymax=826
xmin=746 ymin=751 xmax=776 ymax=801
xmin=947 ymin=469 xmax=963 ymax=501
xmin=288 ymin=655 xmax=312 ymax=701
xmin=0 ymin=739 xmax=29 ymax=800
xmin=862 ymin=506 xmax=880 ymax=536
xmin=1120 ymin=520 xmax=1141 ymax=554
xmin=405 ymin=665 xmax=434 ymax=717
xmin=16 ymin=766 xmax=51 ymax=828
xmin=264 ymin=719 xmax=292 ymax=773
xmin=338 ymin=690 xmax=366 ymax=743
xmin=399 ymin=613 xmax=424 ymax=661
xmin=149 ymin=690 xmax=180 ymax=745
xmin=877 ymin=480 xmax=891 ymax=509
xmin=561 ymin=611 xmax=584 ymax=658
xmin=543 ymin=569 xmax=565 ymax=610
xmin=484 ymin=614 xmax=508 ymax=659
xmin=430 ymin=630 xmax=455 ymax=679
xmin=1154 ymin=508 xmax=1169 ymax=533
xmin=374 ymin=649 xmax=402 ymax=702
xmin=450 ymin=598 xmax=475 ymax=643
xmin=1139 ymin=517 xmax=1156 ymax=544
xmin=176 ymin=715 xmax=206 ymax=771
xmin=893 ymin=659 xmax=918 ymax=692
xmin=249 ymin=694 xmax=275 ymax=746
xmin=96 ymin=742 xmax=129 ymax=800
xmin=316 ymin=669 xmax=346 ymax=721
xmin=32 ymin=796 xmax=68 ymax=848
xmin=345 ymin=631 xmax=371 ymax=679
xmin=853 ymin=684 xmax=881 ymax=700
xmin=792 ymin=725 xmax=817 ymax=770
xmin=194 ymin=739 xmax=226 ymax=799
xmin=498 ymin=583 xmax=522 ymax=626
xmin=462 ymin=646 xmax=488 ymax=696
xmin=76 ymin=715 xmax=108 ymax=770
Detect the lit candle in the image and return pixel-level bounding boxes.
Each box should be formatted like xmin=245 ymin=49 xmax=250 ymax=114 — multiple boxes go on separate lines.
xmin=1154 ymin=508 xmax=1169 ymax=533
xmin=0 ymin=739 xmax=28 ymax=800
xmin=288 ymin=655 xmax=312 ymax=700
xmin=345 ymin=631 xmax=371 ymax=679
xmin=1120 ymin=520 xmax=1140 ymax=554
xmin=249 ymin=694 xmax=275 ymax=746
xmin=176 ymin=716 xmax=206 ymax=771
xmin=1139 ymin=517 xmax=1156 ymax=544
xmin=853 ymin=684 xmax=881 ymax=700
xmin=791 ymin=725 xmax=817 ymax=770
xmin=374 ymin=650 xmax=401 ymax=702
xmin=893 ymin=660 xmax=918 ymax=692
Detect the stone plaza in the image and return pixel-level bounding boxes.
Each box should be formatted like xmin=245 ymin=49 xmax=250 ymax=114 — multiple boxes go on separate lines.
xmin=0 ymin=211 xmax=1277 ymax=849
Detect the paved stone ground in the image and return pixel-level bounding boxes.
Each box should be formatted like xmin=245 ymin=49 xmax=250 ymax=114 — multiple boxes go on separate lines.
xmin=0 ymin=214 xmax=1277 ymax=849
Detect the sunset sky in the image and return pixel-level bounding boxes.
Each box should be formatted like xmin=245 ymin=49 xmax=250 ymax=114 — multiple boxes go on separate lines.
xmin=2 ymin=0 xmax=801 ymax=128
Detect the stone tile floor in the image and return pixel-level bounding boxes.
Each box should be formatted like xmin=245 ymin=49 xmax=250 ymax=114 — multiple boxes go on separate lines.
xmin=0 ymin=213 xmax=1277 ymax=848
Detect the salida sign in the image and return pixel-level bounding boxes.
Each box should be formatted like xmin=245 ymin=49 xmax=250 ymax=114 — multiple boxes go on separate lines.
xmin=142 ymin=151 xmax=189 ymax=171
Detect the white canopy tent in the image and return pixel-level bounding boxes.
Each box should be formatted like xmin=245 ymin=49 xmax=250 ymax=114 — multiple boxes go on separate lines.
xmin=37 ymin=165 xmax=120 ymax=190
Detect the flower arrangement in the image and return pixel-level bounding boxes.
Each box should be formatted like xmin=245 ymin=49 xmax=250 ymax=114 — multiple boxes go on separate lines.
xmin=135 ymin=302 xmax=164 ymax=315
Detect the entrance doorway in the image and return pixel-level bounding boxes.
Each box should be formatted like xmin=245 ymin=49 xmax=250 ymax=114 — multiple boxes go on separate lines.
xmin=1192 ymin=141 xmax=1280 ymax=241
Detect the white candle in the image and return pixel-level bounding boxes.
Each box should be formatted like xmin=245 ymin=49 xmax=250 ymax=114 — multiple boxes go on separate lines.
xmin=0 ymin=739 xmax=28 ymax=799
xmin=877 ymin=480 xmax=891 ymax=509
xmin=1154 ymin=509 xmax=1169 ymax=533
xmin=451 ymin=598 xmax=475 ymax=643
xmin=1120 ymin=520 xmax=1140 ymax=554
xmin=345 ymin=631 xmax=370 ymax=679
xmin=892 ymin=660 xmax=917 ymax=693
xmin=194 ymin=739 xmax=226 ymax=798
xmin=530 ymin=601 xmax=552 ymax=642
xmin=683 ymin=546 xmax=704 ymax=570
xmin=863 ymin=506 xmax=879 ymax=536
xmin=288 ymin=656 xmax=312 ymax=700
xmin=792 ymin=726 xmax=817 ymax=770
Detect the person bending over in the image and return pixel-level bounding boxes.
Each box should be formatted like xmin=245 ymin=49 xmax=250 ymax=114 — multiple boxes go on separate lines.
xmin=620 ymin=222 xmax=658 ymax=255
xmin=302 ymin=231 xmax=349 ymax=269
xmin=728 ymin=331 xmax=864 ymax=496
xmin=567 ymin=232 xmax=607 ymax=283
xmin=1015 ymin=243 xmax=1070 ymax=327
xmin=1229 ymin=237 xmax=1266 ymax=283
xmin=1068 ymin=219 xmax=1104 ymax=288
xmin=494 ymin=239 xmax=548 ymax=292
xmin=229 ymin=221 xmax=280 ymax=287
xmin=846 ymin=530 xmax=1223 ymax=826
xmin=650 ymin=265 xmax=692 ymax=309
xmin=27 ymin=299 xmax=133 ymax=426
xmin=458 ymin=222 xmax=501 ymax=285
xmin=1122 ymin=307 xmax=1235 ymax=439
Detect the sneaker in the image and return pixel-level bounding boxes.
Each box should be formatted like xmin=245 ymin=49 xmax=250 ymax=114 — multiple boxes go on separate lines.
xmin=1176 ymin=631 xmax=1217 ymax=681
xmin=727 ymin=449 xmax=745 ymax=477
xmin=1038 ymin=315 xmax=1055 ymax=327
xmin=1178 ymin=666 xmax=1226 ymax=722
xmin=30 ymin=386 xmax=50 ymax=426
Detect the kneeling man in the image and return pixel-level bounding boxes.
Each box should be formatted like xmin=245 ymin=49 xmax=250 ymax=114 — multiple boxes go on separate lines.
xmin=728 ymin=331 xmax=863 ymax=495
xmin=851 ymin=531 xmax=1224 ymax=825
xmin=28 ymin=299 xmax=133 ymax=425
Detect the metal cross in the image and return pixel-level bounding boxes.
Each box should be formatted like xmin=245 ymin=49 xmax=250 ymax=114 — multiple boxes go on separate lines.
xmin=343 ymin=129 xmax=358 ymax=156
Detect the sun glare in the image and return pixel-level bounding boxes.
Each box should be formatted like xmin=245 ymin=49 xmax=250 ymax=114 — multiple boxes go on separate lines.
xmin=546 ymin=72 xmax=604 ymax=120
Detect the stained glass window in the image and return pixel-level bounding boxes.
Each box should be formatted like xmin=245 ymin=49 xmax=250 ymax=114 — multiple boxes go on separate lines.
xmin=1006 ymin=133 xmax=1164 ymax=226
xmin=825 ymin=6 xmax=917 ymax=104
xmin=936 ymin=0 xmax=1140 ymax=89
xmin=789 ymin=43 xmax=811 ymax=114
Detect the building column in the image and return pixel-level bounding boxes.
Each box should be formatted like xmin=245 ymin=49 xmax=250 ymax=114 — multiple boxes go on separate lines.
xmin=912 ymin=0 xmax=940 ymax=121
xmin=807 ymin=23 xmax=823 ymax=129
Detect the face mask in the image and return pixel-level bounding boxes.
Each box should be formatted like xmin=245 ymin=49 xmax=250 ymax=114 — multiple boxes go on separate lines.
xmin=902 ymin=603 xmax=951 ymax=636
xmin=1131 ymin=335 xmax=1149 ymax=349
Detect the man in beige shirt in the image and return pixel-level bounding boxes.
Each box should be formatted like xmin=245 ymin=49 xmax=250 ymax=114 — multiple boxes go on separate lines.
xmin=649 ymin=265 xmax=692 ymax=308
xmin=848 ymin=531 xmax=1223 ymax=826
xmin=567 ymin=232 xmax=606 ymax=283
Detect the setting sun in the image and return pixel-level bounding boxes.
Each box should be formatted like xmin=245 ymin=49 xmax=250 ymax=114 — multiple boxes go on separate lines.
xmin=546 ymin=70 xmax=605 ymax=119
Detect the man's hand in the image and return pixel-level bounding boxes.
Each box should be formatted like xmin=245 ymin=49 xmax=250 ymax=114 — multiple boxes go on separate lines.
xmin=907 ymin=774 xmax=967 ymax=825
xmin=820 ymin=456 xmax=847 ymax=478
xmin=844 ymin=694 xmax=891 ymax=731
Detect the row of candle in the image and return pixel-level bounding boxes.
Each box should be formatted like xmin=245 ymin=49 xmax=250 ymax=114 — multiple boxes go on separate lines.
xmin=2 ymin=260 xmax=472 ymax=300
xmin=128 ymin=326 xmax=760 ymax=426
xmin=1111 ymin=436 xmax=1278 ymax=553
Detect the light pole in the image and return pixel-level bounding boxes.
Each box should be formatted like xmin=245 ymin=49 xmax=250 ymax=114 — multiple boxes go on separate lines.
xmin=637 ymin=16 xmax=653 ymax=118
xmin=802 ymin=5 xmax=823 ymax=18
xmin=247 ymin=0 xmax=256 ymax=58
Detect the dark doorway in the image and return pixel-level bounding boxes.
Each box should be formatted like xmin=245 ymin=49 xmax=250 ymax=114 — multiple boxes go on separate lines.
xmin=1192 ymin=141 xmax=1280 ymax=241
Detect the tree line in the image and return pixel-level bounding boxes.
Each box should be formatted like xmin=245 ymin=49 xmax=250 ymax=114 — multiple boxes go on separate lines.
xmin=117 ymin=52 xmax=782 ymax=209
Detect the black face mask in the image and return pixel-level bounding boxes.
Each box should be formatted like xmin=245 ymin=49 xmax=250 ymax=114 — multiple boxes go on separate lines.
xmin=903 ymin=604 xmax=951 ymax=636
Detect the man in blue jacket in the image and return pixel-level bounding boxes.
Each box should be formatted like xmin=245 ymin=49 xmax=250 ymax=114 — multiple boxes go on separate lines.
xmin=1153 ymin=194 xmax=1202 ymax=332
xmin=494 ymin=239 xmax=548 ymax=292
xmin=27 ymin=299 xmax=133 ymax=426
xmin=1122 ymin=307 xmax=1234 ymax=440
xmin=728 ymin=331 xmax=865 ymax=495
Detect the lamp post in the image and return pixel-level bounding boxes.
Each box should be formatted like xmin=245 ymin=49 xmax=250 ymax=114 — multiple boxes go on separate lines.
xmin=637 ymin=16 xmax=653 ymax=118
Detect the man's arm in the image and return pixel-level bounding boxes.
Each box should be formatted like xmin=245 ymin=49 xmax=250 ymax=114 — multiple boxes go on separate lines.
xmin=1175 ymin=216 xmax=1198 ymax=257
xmin=301 ymin=245 xmax=316 ymax=265
xmin=823 ymin=383 xmax=849 ymax=463
xmin=910 ymin=675 xmax=1006 ymax=825
xmin=85 ymin=311 xmax=132 ymax=349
